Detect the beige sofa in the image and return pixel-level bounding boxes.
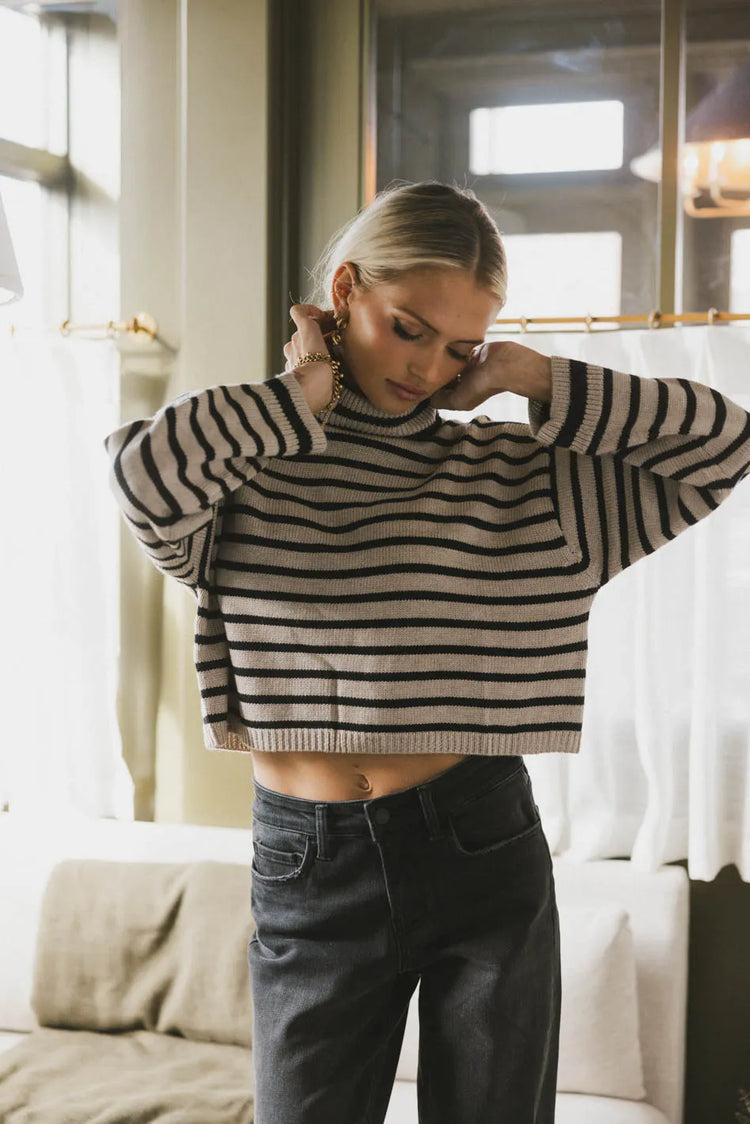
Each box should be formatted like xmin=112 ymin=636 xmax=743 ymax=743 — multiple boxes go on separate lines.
xmin=0 ymin=811 xmax=688 ymax=1122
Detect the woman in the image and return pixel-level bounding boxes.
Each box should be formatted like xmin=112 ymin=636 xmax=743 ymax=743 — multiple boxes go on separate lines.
xmin=104 ymin=180 xmax=750 ymax=1123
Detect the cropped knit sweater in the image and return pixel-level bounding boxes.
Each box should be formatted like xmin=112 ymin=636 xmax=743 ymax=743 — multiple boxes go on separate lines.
xmin=103 ymin=357 xmax=750 ymax=757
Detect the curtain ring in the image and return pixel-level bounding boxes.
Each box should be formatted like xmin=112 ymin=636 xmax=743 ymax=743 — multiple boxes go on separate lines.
xmin=584 ymin=313 xmax=593 ymax=333
xmin=648 ymin=309 xmax=662 ymax=330
xmin=520 ymin=315 xmax=528 ymax=334
xmin=707 ymin=307 xmax=718 ymax=326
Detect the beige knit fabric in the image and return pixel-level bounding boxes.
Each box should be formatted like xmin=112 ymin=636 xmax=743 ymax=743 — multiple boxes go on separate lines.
xmin=104 ymin=357 xmax=750 ymax=756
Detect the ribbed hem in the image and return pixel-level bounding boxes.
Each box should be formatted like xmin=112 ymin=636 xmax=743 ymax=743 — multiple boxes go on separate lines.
xmin=203 ymin=719 xmax=582 ymax=757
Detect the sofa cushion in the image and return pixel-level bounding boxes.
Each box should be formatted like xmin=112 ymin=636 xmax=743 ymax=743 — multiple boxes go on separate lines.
xmin=557 ymin=904 xmax=645 ymax=1100
xmin=31 ymin=859 xmax=256 ymax=1049
xmin=0 ymin=1026 xmax=253 ymax=1123
xmin=395 ymin=901 xmax=645 ymax=1102
xmin=0 ymin=811 xmax=256 ymax=1034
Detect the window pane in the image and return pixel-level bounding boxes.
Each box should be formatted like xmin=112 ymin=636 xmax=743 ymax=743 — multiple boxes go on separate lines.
xmin=375 ymin=0 xmax=662 ymax=315
xmin=0 ymin=8 xmax=67 ymax=154
xmin=470 ymin=101 xmax=624 ymax=175
xmin=500 ymin=232 xmax=622 ymax=322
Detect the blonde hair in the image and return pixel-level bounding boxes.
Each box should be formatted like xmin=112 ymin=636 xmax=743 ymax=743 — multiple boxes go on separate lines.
xmin=300 ymin=179 xmax=507 ymax=310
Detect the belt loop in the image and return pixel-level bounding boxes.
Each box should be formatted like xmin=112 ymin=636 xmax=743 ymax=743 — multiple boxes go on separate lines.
xmin=315 ymin=804 xmax=329 ymax=860
xmin=417 ymin=786 xmax=442 ymax=841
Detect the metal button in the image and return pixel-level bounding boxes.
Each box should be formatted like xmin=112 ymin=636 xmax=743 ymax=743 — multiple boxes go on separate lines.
xmin=373 ymin=807 xmax=390 ymax=824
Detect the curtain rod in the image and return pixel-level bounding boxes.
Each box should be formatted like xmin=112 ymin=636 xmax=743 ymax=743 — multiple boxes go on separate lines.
xmin=493 ymin=310 xmax=750 ymax=331
xmin=3 ymin=309 xmax=750 ymax=342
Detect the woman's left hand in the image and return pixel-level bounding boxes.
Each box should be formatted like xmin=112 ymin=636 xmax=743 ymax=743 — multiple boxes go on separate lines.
xmin=429 ymin=341 xmax=551 ymax=411
xmin=428 ymin=344 xmax=496 ymax=411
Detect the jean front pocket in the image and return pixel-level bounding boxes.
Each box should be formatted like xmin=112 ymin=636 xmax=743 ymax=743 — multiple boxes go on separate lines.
xmin=446 ymin=763 xmax=542 ymax=857
xmin=251 ymin=819 xmax=316 ymax=883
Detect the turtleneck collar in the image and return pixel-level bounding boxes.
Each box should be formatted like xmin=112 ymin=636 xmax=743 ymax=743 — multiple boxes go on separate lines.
xmin=323 ymin=347 xmax=439 ymax=438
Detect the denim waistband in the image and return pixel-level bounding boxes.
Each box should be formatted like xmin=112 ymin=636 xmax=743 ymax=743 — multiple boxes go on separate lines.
xmin=251 ymin=754 xmax=527 ymax=840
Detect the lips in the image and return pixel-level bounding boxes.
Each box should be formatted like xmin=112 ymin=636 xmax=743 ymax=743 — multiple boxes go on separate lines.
xmin=388 ymin=380 xmax=423 ymax=395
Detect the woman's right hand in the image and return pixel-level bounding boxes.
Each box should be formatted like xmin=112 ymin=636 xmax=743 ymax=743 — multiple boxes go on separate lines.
xmin=285 ymin=305 xmax=339 ymax=415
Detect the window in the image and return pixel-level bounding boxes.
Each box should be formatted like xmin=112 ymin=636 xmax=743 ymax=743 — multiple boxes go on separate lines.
xmin=469 ymin=101 xmax=625 ymax=176
xmin=374 ymin=1 xmax=750 ymax=318
xmin=375 ymin=2 xmax=661 ymax=314
xmin=499 ymin=232 xmax=622 ymax=322
xmin=0 ymin=9 xmax=68 ymax=333
xmin=0 ymin=7 xmax=67 ymax=153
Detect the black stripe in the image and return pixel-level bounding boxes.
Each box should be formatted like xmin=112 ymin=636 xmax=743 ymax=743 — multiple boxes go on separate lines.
xmin=557 ymin=358 xmax=588 ymax=445
xmin=264 ymin=377 xmax=312 ymax=454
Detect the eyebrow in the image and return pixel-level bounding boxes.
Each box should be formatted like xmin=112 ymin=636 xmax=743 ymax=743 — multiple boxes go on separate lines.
xmin=395 ymin=307 xmax=484 ymax=345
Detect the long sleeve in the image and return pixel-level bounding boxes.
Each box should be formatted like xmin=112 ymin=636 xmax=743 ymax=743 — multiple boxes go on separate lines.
xmin=103 ymin=370 xmax=327 ymax=593
xmin=528 ymin=356 xmax=750 ymax=587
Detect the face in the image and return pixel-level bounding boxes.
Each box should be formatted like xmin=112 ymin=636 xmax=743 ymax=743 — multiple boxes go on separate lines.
xmin=330 ymin=264 xmax=502 ymax=413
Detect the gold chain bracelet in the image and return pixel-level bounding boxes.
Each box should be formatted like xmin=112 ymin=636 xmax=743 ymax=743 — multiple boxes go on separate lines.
xmin=294 ymin=325 xmax=345 ymax=428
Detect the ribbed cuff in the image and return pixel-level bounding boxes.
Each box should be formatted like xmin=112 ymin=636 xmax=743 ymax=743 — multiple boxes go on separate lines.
xmin=527 ymin=356 xmax=605 ymax=454
xmin=271 ymin=371 xmax=329 ymax=454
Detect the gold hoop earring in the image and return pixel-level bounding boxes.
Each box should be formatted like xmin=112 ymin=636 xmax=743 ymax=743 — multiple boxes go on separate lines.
xmin=331 ymin=310 xmax=348 ymax=347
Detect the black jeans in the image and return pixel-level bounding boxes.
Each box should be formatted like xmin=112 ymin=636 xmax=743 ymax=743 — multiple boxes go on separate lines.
xmin=247 ymin=754 xmax=561 ymax=1124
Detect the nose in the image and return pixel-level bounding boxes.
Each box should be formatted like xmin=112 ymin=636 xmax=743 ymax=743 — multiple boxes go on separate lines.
xmin=408 ymin=351 xmax=447 ymax=390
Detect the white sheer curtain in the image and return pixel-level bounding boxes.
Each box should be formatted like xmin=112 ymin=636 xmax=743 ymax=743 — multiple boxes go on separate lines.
xmin=0 ymin=332 xmax=133 ymax=824
xmin=457 ymin=325 xmax=749 ymax=883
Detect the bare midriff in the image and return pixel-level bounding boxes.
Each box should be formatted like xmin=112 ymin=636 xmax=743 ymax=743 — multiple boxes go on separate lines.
xmin=250 ymin=750 xmax=468 ymax=801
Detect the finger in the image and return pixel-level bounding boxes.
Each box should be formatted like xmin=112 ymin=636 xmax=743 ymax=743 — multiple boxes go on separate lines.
xmin=290 ymin=304 xmax=324 ymax=322
xmin=290 ymin=305 xmax=328 ymax=353
xmin=471 ymin=342 xmax=488 ymax=367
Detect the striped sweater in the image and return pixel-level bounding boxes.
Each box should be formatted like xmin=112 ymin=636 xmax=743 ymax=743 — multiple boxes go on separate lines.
xmin=103 ymin=356 xmax=750 ymax=756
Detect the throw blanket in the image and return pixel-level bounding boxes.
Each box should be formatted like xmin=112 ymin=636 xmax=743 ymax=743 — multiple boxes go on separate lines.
xmin=0 ymin=1027 xmax=254 ymax=1123
xmin=0 ymin=858 xmax=257 ymax=1123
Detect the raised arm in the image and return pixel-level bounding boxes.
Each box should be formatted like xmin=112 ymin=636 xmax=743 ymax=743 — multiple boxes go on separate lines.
xmin=103 ymin=371 xmax=327 ymax=593
xmin=527 ymin=356 xmax=750 ymax=586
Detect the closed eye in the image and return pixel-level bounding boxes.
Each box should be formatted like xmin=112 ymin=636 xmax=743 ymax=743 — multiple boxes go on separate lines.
xmin=392 ymin=318 xmax=471 ymax=362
